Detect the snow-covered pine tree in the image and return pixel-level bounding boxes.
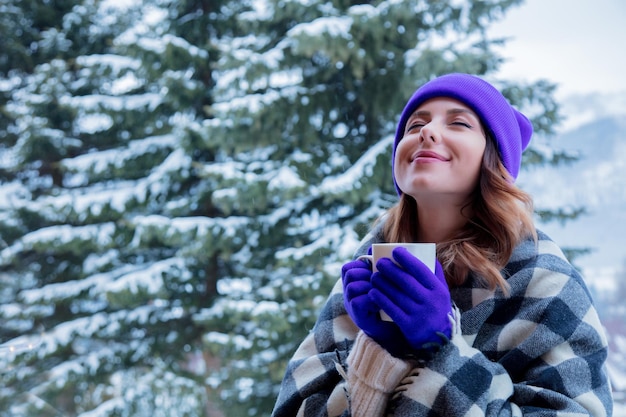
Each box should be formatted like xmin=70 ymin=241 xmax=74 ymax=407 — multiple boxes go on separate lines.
xmin=0 ymin=0 xmax=219 ymax=415
xmin=0 ymin=0 xmax=574 ymax=416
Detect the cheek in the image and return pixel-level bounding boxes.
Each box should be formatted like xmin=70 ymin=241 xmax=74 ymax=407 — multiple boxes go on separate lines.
xmin=393 ymin=142 xmax=409 ymax=178
xmin=474 ymin=142 xmax=487 ymax=167
xmin=464 ymin=144 xmax=486 ymax=178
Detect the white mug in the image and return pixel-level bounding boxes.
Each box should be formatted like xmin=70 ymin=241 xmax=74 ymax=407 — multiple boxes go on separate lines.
xmin=357 ymin=243 xmax=436 ymax=273
xmin=357 ymin=243 xmax=436 ymax=321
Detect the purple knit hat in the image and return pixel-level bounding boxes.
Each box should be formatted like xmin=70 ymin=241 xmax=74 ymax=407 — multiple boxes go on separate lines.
xmin=393 ymin=73 xmax=533 ymax=194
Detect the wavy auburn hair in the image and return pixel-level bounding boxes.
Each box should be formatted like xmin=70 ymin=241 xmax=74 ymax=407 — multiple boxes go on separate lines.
xmin=382 ymin=136 xmax=537 ymax=294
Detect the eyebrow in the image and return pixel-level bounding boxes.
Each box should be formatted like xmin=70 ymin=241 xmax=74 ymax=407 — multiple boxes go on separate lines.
xmin=411 ymin=108 xmax=478 ymax=118
xmin=447 ymin=108 xmax=479 ymax=118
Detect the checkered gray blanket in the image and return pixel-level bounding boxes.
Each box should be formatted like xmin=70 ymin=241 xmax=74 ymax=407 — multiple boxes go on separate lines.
xmin=271 ymin=229 xmax=613 ymax=416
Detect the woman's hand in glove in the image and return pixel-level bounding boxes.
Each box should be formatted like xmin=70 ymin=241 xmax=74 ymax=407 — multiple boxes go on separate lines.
xmin=370 ymin=247 xmax=453 ymax=352
xmin=341 ymin=258 xmax=408 ymax=356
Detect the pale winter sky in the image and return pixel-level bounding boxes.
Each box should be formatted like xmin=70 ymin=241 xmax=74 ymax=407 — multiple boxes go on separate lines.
xmin=487 ymin=0 xmax=626 ymax=293
xmin=489 ymin=0 xmax=626 ymax=98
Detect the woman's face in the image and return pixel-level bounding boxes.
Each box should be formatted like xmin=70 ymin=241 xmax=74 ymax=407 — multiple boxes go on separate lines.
xmin=394 ymin=97 xmax=487 ymax=206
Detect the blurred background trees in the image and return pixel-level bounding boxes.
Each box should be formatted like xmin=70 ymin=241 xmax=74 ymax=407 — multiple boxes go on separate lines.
xmin=0 ymin=0 xmax=573 ymax=415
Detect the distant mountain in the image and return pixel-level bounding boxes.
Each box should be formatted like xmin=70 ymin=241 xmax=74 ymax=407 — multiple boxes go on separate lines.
xmin=557 ymin=90 xmax=626 ymax=133
xmin=521 ymin=91 xmax=626 ymax=294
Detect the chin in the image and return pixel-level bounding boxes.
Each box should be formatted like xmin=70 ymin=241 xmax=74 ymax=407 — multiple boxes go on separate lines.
xmin=398 ymin=178 xmax=438 ymax=195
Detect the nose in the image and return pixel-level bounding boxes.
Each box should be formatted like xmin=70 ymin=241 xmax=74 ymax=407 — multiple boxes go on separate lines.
xmin=418 ymin=121 xmax=440 ymax=143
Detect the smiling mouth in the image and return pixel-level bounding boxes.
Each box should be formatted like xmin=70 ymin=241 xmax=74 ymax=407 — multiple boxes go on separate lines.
xmin=410 ymin=151 xmax=449 ymax=162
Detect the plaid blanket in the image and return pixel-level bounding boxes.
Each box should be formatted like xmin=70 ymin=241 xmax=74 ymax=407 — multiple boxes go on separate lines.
xmin=271 ymin=229 xmax=613 ymax=416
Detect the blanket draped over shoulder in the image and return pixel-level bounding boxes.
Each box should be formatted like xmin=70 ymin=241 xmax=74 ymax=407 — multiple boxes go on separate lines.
xmin=271 ymin=227 xmax=613 ymax=417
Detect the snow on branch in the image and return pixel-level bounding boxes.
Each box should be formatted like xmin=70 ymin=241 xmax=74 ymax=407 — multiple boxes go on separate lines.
xmin=17 ymin=264 xmax=135 ymax=305
xmin=287 ymin=16 xmax=353 ymax=39
xmin=100 ymin=258 xmax=184 ymax=297
xmin=60 ymin=92 xmax=162 ymax=112
xmin=0 ymin=223 xmax=116 ymax=264
xmin=319 ymin=135 xmax=392 ymax=194
xmin=32 ymin=180 xmax=145 ymax=218
xmin=76 ymin=54 xmax=140 ymax=73
xmin=130 ymin=214 xmax=249 ymax=247
xmin=61 ymin=134 xmax=177 ymax=175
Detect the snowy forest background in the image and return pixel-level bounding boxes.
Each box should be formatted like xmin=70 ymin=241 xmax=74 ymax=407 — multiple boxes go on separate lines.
xmin=0 ymin=0 xmax=625 ymax=416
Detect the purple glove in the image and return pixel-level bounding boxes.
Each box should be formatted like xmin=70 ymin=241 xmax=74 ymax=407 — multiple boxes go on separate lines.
xmin=341 ymin=259 xmax=408 ymax=356
xmin=370 ymin=247 xmax=452 ymax=352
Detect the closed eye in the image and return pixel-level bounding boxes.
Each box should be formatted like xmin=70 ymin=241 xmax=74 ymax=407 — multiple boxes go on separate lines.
xmin=406 ymin=123 xmax=424 ymax=133
xmin=451 ymin=121 xmax=472 ymax=128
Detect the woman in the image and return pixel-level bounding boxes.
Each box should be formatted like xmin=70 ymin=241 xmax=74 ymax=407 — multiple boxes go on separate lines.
xmin=271 ymin=73 xmax=613 ymax=416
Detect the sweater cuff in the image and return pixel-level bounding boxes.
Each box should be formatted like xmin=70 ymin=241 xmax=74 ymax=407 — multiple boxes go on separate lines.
xmin=347 ymin=332 xmax=413 ymax=416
